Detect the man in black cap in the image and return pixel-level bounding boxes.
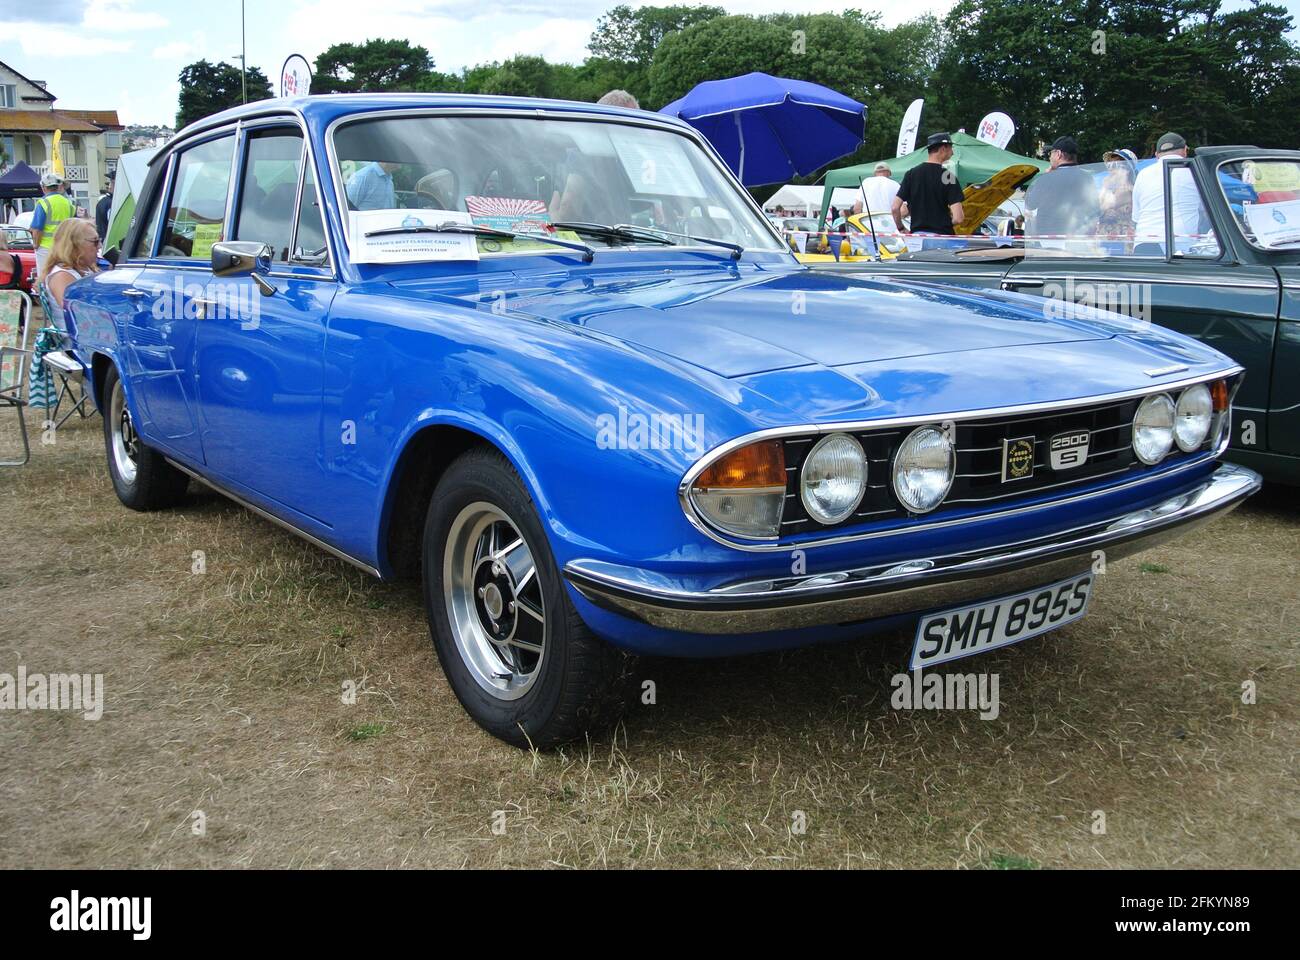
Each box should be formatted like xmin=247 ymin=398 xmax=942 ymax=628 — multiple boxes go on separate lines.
xmin=1025 ymin=135 xmax=1100 ymax=246
xmin=892 ymin=132 xmax=965 ymax=243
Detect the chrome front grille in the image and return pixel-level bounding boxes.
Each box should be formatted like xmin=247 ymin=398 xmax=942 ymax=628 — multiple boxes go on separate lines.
xmin=779 ymin=395 xmax=1211 ymax=536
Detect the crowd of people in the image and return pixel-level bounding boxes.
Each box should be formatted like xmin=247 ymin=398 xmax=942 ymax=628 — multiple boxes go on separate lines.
xmin=1025 ymin=130 xmax=1205 ymax=252
xmin=767 ymin=127 xmax=1209 ymax=257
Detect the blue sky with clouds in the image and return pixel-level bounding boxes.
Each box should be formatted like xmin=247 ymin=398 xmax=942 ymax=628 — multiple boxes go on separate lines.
xmin=1 ymin=0 xmax=1296 ymax=126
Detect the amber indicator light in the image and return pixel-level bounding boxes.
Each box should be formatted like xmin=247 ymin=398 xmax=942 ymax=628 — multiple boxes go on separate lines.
xmin=694 ymin=440 xmax=787 ymax=489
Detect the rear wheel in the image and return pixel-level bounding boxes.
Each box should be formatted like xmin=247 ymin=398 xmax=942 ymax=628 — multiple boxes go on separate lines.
xmin=424 ymin=447 xmax=633 ymax=748
xmin=102 ymin=365 xmax=189 ymax=511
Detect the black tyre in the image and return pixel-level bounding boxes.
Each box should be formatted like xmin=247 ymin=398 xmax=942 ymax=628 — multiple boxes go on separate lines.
xmin=423 ymin=446 xmax=634 ymax=748
xmin=102 ymin=365 xmax=190 ymax=511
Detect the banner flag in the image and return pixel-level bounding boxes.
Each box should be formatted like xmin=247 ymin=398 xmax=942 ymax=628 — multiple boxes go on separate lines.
xmin=897 ymin=99 xmax=924 ymax=158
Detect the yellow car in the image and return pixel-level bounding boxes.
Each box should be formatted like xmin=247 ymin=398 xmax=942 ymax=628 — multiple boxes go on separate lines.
xmin=791 ymin=213 xmax=907 ymax=263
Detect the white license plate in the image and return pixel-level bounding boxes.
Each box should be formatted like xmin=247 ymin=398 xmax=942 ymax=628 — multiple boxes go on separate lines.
xmin=910 ymin=573 xmax=1094 ymax=670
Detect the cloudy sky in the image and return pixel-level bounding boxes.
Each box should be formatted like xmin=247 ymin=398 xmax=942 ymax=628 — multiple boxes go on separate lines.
xmin=1 ymin=0 xmax=1295 ymax=126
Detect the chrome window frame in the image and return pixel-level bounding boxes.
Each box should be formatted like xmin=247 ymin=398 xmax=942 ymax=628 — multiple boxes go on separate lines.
xmin=230 ymin=119 xmax=335 ymax=275
xmin=679 ymin=368 xmax=1244 ymax=552
xmin=148 ymin=127 xmax=241 ymax=264
xmin=323 ymin=106 xmax=790 ymax=262
xmin=127 ymin=108 xmax=338 ymax=280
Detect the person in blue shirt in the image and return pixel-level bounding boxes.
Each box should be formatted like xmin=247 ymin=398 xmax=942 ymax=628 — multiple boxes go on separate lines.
xmin=346 ymin=161 xmax=400 ymax=210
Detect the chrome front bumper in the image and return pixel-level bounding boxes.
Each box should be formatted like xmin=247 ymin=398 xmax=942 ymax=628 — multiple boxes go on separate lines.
xmin=564 ymin=463 xmax=1261 ymax=635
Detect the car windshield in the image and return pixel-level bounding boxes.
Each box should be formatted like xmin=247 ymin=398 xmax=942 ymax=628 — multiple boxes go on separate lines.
xmin=2 ymin=228 xmax=33 ymax=250
xmin=331 ymin=114 xmax=784 ymax=260
xmin=1017 ymin=159 xmax=1221 ymax=260
xmin=1217 ymin=158 xmax=1300 ymax=251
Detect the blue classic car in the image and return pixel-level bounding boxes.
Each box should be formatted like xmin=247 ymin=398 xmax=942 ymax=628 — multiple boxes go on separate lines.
xmin=61 ymin=94 xmax=1259 ymax=747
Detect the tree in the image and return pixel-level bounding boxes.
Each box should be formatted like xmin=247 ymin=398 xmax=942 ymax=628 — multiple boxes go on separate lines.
xmin=589 ymin=4 xmax=727 ymax=105
xmin=312 ymin=39 xmax=435 ymax=93
xmin=590 ymin=4 xmax=727 ymax=63
xmin=479 ymin=56 xmax=556 ymax=99
xmin=176 ymin=60 xmax=273 ymax=129
xmin=933 ymin=0 xmax=1300 ymax=159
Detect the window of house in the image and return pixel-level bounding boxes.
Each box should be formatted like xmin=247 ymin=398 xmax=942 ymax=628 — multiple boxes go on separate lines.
xmin=0 ymin=85 xmax=16 ymax=109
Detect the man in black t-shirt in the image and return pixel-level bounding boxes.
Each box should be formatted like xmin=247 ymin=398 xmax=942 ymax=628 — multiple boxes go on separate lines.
xmin=893 ymin=132 xmax=965 ymax=240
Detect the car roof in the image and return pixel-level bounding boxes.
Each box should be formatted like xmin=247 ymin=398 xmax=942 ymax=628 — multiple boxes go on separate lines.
xmin=1194 ymin=145 xmax=1300 ymax=162
xmin=167 ymin=93 xmax=692 ymax=156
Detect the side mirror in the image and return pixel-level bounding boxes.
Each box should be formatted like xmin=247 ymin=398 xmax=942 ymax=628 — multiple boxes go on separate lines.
xmin=211 ymin=240 xmax=276 ymax=295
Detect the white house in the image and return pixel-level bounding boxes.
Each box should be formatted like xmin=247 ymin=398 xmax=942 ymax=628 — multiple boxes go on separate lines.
xmin=0 ymin=60 xmax=123 ymax=212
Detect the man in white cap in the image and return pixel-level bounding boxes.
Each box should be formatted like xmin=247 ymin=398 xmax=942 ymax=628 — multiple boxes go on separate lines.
xmin=31 ymin=172 xmax=79 ymax=277
xmin=859 ymin=161 xmax=900 ymax=217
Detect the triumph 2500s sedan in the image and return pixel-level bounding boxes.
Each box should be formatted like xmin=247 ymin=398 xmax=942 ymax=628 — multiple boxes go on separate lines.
xmin=56 ymin=94 xmax=1260 ymax=747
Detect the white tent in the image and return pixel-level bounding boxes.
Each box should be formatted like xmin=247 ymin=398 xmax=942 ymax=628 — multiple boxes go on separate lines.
xmin=763 ymin=184 xmax=861 ymax=216
xmin=103 ymin=148 xmax=157 ymax=253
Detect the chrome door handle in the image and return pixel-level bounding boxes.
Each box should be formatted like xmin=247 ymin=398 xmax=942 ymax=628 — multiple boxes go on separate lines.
xmin=122 ymin=288 xmax=149 ymax=299
xmin=193 ymin=297 xmax=219 ymax=320
xmin=1001 ymin=279 xmax=1045 ymax=290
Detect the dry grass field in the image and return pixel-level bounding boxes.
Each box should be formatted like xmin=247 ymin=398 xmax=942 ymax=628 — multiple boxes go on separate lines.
xmin=0 ymin=411 xmax=1295 ymax=869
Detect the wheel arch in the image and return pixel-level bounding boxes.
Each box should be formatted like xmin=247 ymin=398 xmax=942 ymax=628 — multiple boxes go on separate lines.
xmin=377 ymin=418 xmax=547 ymax=581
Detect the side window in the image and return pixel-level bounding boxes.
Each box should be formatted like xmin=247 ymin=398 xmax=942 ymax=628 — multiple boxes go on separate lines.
xmin=234 ymin=129 xmax=305 ymax=262
xmin=293 ymin=158 xmax=329 ymax=264
xmin=160 ymin=135 xmax=235 ymax=259
xmin=1174 ymin=170 xmax=1221 ymax=259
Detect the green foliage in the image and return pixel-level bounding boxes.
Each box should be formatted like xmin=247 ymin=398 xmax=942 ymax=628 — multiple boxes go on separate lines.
xmin=178 ymin=3 xmax=1300 ymax=167
xmin=935 ymin=0 xmax=1300 ymax=160
xmin=589 ymin=3 xmax=727 ymax=103
xmin=312 ymin=39 xmax=435 ymax=94
xmin=176 ymin=60 xmax=273 ymax=130
xmin=346 ymin=722 xmax=389 ymax=742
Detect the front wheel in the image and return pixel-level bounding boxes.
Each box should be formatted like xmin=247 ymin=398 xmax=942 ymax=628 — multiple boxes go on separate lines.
xmin=423 ymin=447 xmax=633 ymax=748
xmin=102 ymin=365 xmax=190 ymax=511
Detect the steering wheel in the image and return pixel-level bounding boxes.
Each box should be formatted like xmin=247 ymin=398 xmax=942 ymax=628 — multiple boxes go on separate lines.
xmin=412 ymin=191 xmax=451 ymax=210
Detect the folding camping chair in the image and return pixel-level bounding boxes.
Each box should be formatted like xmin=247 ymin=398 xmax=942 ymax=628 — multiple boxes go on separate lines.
xmin=0 ymin=288 xmax=33 ymax=466
xmin=34 ymin=281 xmax=93 ymax=430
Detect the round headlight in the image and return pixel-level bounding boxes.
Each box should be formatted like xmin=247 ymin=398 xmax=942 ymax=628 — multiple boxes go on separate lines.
xmin=1174 ymin=384 xmax=1212 ymax=452
xmin=801 ymin=433 xmax=867 ymax=524
xmin=892 ymin=426 xmax=955 ymax=514
xmin=1133 ymin=393 xmax=1176 ymax=464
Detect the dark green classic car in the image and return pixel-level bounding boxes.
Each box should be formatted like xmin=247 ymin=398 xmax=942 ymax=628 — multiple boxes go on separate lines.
xmin=828 ymin=146 xmax=1300 ymax=485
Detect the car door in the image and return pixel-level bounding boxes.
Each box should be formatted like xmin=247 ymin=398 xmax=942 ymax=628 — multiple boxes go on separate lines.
xmin=1002 ymin=158 xmax=1279 ymax=461
xmin=121 ymin=132 xmax=238 ymax=465
xmin=194 ymin=122 xmax=337 ymax=524
xmin=1272 ymin=266 xmax=1300 ymax=458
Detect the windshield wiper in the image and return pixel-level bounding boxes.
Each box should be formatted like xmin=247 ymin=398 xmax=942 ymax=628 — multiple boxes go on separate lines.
xmin=614 ymin=223 xmax=744 ymax=260
xmin=552 ymin=221 xmax=675 ymax=246
xmin=555 ymin=221 xmax=743 ymax=260
xmin=364 ymin=221 xmax=595 ymax=263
